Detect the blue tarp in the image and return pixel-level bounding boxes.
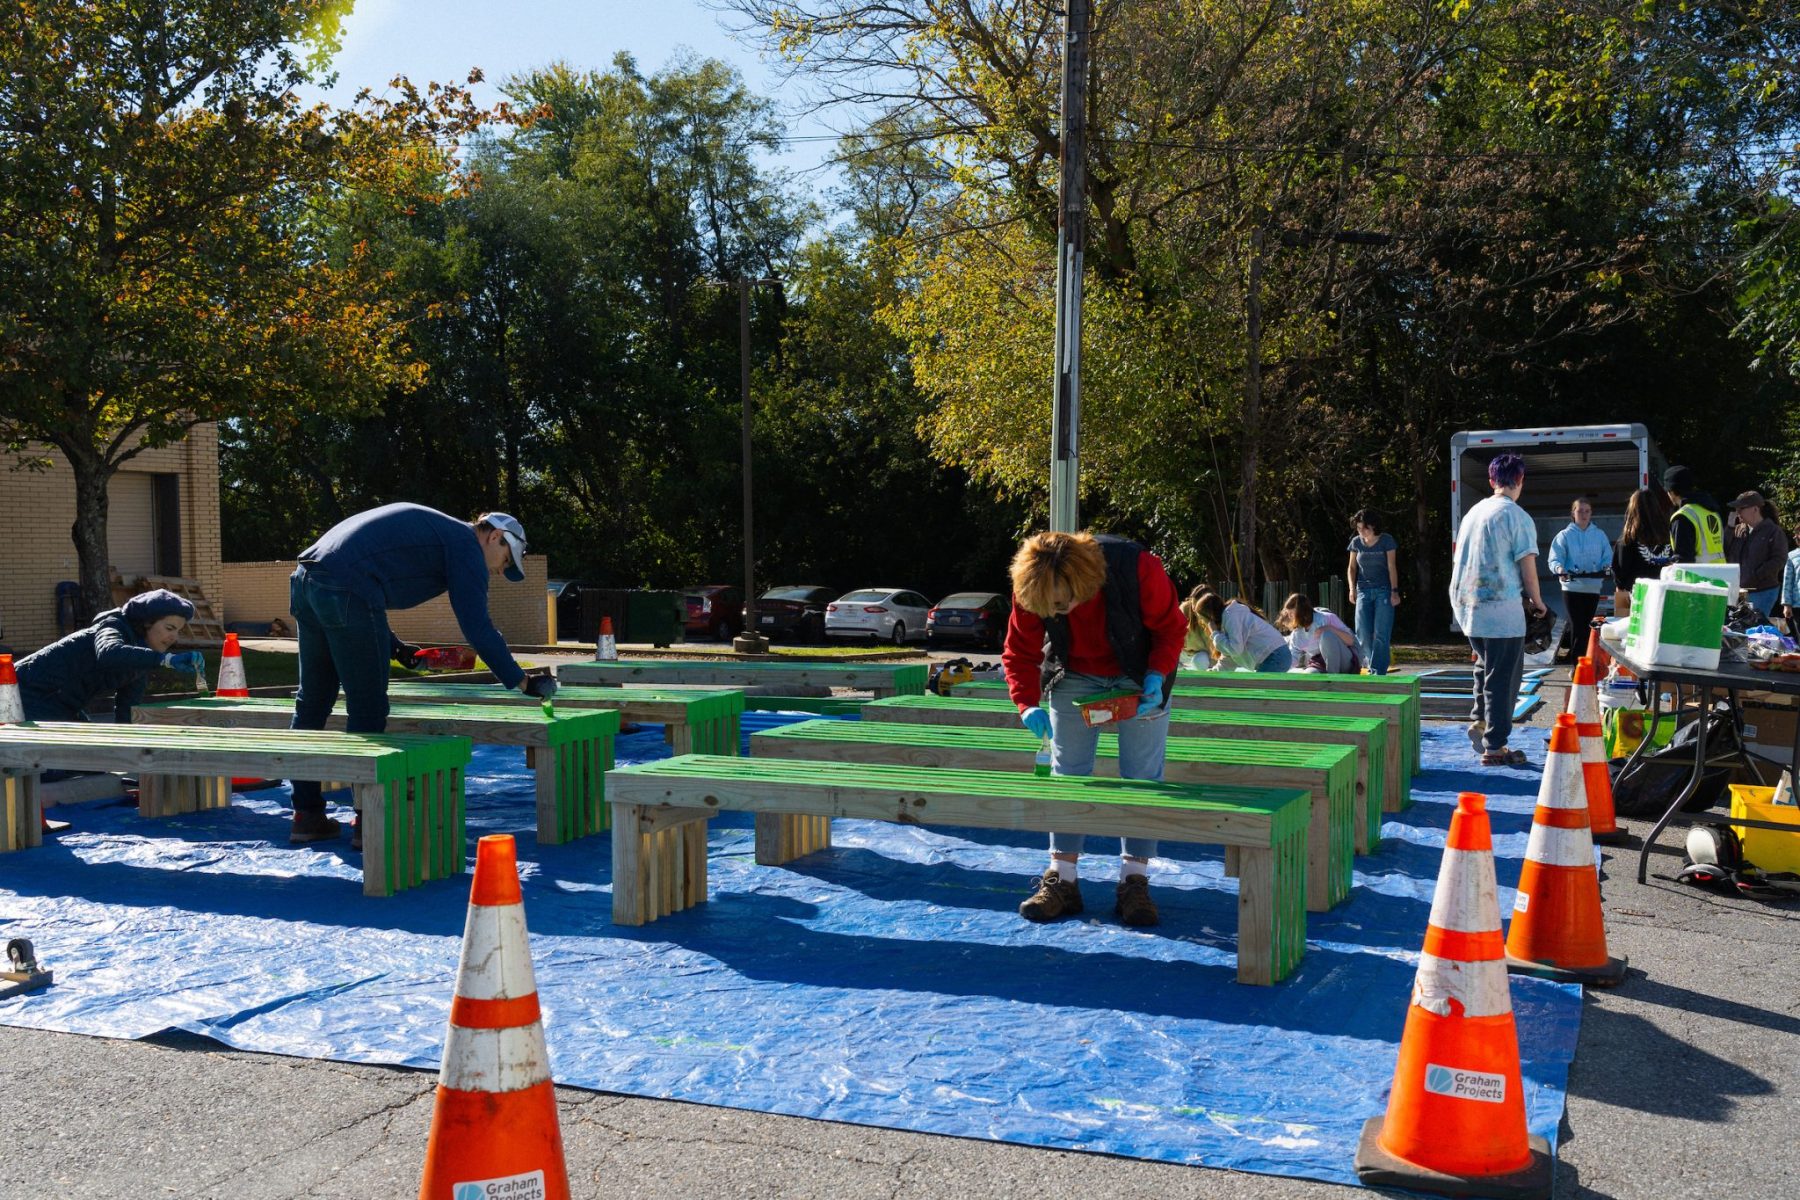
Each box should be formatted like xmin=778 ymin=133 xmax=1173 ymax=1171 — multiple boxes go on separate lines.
xmin=0 ymin=717 xmax=1580 ymax=1187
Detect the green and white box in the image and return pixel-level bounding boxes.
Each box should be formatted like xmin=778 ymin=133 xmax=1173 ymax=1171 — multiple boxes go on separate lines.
xmin=1661 ymin=562 xmax=1740 ymax=607
xmin=1627 ymin=579 xmax=1728 ymax=670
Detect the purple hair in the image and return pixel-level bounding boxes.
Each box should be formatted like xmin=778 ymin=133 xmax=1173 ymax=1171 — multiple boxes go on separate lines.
xmin=1488 ymin=453 xmax=1526 ymax=489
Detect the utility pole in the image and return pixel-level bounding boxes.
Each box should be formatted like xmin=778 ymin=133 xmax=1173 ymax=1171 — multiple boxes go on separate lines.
xmin=733 ymin=277 xmax=769 ymax=653
xmin=1240 ymin=224 xmax=1265 ymax=596
xmin=1048 ymin=0 xmax=1090 ymax=534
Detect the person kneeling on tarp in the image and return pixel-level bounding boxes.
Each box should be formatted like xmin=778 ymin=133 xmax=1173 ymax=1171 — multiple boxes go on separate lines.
xmin=17 ymin=588 xmax=201 ymax=723
xmin=1002 ymin=531 xmax=1185 ymax=927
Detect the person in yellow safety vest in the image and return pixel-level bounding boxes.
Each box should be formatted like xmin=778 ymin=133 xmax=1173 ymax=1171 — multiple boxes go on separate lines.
xmin=1663 ymin=465 xmax=1725 ymax=564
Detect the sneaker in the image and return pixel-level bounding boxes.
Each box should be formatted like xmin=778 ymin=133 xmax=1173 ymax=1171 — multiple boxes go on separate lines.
xmin=288 ymin=812 xmax=343 ymax=845
xmin=1480 ymin=748 xmax=1529 ymax=767
xmin=1466 ymin=721 xmax=1486 ymax=754
xmin=1115 ymin=875 xmax=1161 ymax=927
xmin=1019 ymin=869 xmax=1083 ymax=922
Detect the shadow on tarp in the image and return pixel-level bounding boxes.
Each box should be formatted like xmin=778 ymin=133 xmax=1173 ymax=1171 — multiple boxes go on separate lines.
xmin=0 ymin=713 xmax=1580 ymax=1186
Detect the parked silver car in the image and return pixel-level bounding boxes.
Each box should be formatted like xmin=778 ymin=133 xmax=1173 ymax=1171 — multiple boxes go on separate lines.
xmin=824 ymin=588 xmax=933 ymax=644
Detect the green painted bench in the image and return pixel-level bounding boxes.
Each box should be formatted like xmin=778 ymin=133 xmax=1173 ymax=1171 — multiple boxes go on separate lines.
xmin=390 ymin=682 xmax=742 ymax=756
xmin=0 ymin=723 xmax=470 ymax=897
xmin=1164 ymin=687 xmax=1417 ymax=789
xmin=558 ymin=659 xmax=929 ymax=698
xmin=606 ymin=754 xmax=1312 ymax=985
xmin=951 ymin=672 xmax=1422 ymax=772
xmin=136 ymin=698 xmax=619 ymax=844
xmin=863 ymin=693 xmax=1399 ymax=820
xmin=752 ymin=718 xmax=1359 ymax=909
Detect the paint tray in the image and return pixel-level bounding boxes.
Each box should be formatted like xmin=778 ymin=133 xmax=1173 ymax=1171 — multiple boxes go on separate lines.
xmin=1075 ymin=688 xmax=1140 ymax=726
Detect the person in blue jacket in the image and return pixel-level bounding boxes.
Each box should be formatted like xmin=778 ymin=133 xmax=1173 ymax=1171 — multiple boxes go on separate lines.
xmin=1548 ymin=497 xmax=1612 ymax=662
xmin=287 ymin=504 xmax=557 ymax=845
xmin=17 ymin=589 xmax=204 ymax=723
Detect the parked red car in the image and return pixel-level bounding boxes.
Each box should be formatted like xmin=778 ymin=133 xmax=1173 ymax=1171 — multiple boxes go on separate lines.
xmin=682 ymin=585 xmax=743 ymax=642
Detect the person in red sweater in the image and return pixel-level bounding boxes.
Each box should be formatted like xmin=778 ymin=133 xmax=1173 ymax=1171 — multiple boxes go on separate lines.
xmin=1002 ymin=531 xmax=1187 ymax=926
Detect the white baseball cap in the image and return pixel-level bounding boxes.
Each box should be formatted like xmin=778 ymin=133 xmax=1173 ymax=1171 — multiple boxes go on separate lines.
xmin=479 ymin=512 xmax=528 ymax=582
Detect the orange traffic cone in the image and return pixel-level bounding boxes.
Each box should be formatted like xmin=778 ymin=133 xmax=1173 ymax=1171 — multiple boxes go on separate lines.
xmin=1583 ymin=621 xmax=1610 ymax=676
xmin=595 ymin=615 xmax=618 ymax=662
xmin=1355 ymin=792 xmax=1551 ymax=1200
xmin=216 ymin=632 xmax=249 ymax=698
xmin=0 ymin=655 xmax=23 ymax=724
xmin=1566 ymin=658 xmax=1623 ymax=844
xmin=419 ymin=834 xmax=570 ymax=1199
xmin=1505 ymin=715 xmax=1627 ymax=987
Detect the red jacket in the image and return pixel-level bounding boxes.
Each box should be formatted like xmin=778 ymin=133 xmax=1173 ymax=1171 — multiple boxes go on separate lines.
xmin=1002 ymin=550 xmax=1186 ymax=711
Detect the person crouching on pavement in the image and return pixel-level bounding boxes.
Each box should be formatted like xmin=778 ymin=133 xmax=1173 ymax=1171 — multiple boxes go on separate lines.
xmin=17 ymin=588 xmax=203 ymax=723
xmin=1002 ymin=531 xmax=1186 ymax=926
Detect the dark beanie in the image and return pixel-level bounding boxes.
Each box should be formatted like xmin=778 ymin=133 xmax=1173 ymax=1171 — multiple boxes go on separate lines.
xmin=1663 ymin=465 xmax=1697 ymax=495
xmin=122 ymin=588 xmax=196 ymax=625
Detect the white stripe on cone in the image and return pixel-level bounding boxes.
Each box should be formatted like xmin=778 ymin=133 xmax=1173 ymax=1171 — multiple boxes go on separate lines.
xmin=1570 ymin=679 xmax=1601 ymax=726
xmin=455 ymin=904 xmax=538 ymax=1001
xmin=1523 ymin=823 xmax=1595 ymax=868
xmin=217 ymin=655 xmax=247 ymax=693
xmin=440 ymin=1023 xmax=553 ymax=1093
xmin=1537 ymin=751 xmax=1587 ymax=811
xmin=1426 ymin=848 xmax=1500 ymax=933
xmin=0 ymin=686 xmax=21 ymax=724
xmin=1578 ymin=732 xmax=1607 ymax=771
xmin=1414 ymin=953 xmax=1513 ymax=1019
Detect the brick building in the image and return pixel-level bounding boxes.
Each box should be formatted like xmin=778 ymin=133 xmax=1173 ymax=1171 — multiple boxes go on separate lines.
xmin=1 ymin=425 xmax=222 ymax=656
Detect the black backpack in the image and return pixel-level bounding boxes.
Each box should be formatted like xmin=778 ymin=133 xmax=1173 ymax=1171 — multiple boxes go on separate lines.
xmin=1610 ymin=704 xmax=1742 ymax=818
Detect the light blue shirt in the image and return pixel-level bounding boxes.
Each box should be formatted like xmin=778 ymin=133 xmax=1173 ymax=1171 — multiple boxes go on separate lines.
xmin=1450 ymin=494 xmax=1539 ymax=638
xmin=1783 ymin=548 xmax=1800 ymax=609
xmin=1548 ymin=522 xmax=1612 ymax=594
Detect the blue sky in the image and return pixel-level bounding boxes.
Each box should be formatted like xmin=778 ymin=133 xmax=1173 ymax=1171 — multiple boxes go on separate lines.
xmin=303 ymin=0 xmax=846 ymax=176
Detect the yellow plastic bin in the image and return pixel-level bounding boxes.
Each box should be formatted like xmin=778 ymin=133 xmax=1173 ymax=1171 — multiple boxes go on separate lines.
xmin=1728 ymin=784 xmax=1800 ymax=873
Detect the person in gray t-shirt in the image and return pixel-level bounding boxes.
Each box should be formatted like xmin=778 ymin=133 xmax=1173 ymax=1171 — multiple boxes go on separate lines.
xmin=1346 ymin=509 xmax=1401 ymax=674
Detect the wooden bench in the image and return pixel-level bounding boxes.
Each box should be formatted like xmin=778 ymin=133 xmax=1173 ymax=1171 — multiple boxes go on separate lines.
xmin=752 ymin=718 xmax=1360 ymax=909
xmin=390 ymin=682 xmax=742 ymax=756
xmin=863 ymin=693 xmax=1397 ymax=831
xmin=558 ymin=659 xmax=929 ymax=698
xmin=606 ymin=754 xmax=1312 ymax=985
xmin=951 ymin=673 xmax=1424 ymax=771
xmin=1165 ymin=687 xmax=1416 ymax=790
xmin=0 ymin=723 xmax=470 ymax=896
xmin=136 ymin=698 xmax=618 ymax=844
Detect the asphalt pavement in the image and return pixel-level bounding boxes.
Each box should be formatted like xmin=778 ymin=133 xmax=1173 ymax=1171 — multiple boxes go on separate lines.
xmin=1 ymin=664 xmax=1794 ymax=1199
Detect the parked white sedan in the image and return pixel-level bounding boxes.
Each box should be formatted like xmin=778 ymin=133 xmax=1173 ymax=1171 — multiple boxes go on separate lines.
xmin=824 ymin=588 xmax=934 ymax=644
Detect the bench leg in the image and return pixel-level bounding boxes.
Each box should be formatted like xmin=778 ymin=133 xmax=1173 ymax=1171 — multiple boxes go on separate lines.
xmin=612 ymin=805 xmax=709 ymax=925
xmin=1235 ymin=831 xmax=1307 ymax=986
xmin=358 ymin=782 xmax=391 ymax=897
xmin=1356 ymin=760 xmax=1380 ymax=853
xmin=1 ymin=771 xmax=42 ymax=852
xmin=1305 ymin=785 xmax=1353 ymax=913
xmin=754 ymin=813 xmax=834 ymax=866
xmin=534 ymin=743 xmax=564 ymax=845
xmin=668 ymin=724 xmax=695 ymax=756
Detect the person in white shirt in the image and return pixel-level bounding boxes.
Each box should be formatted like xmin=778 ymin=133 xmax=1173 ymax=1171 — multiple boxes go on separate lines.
xmin=1194 ymin=592 xmax=1293 ymax=672
xmin=1277 ymin=592 xmax=1359 ymax=673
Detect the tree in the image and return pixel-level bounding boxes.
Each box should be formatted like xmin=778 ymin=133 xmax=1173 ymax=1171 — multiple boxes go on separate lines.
xmin=0 ymin=0 xmax=492 ymax=615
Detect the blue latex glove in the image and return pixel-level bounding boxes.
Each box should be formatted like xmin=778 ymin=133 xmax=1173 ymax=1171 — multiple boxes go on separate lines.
xmin=160 ymin=650 xmax=206 ymax=675
xmin=1140 ymin=671 xmax=1166 ymax=709
xmin=1020 ymin=706 xmax=1051 ymax=738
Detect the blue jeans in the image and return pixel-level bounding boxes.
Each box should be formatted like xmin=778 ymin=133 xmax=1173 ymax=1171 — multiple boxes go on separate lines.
xmin=1467 ymin=634 xmax=1525 ymax=753
xmin=1046 ymin=672 xmax=1171 ymax=860
xmin=1355 ymin=587 xmax=1394 ymax=675
xmin=1255 ymin=645 xmax=1294 ymax=673
xmin=289 ymin=567 xmax=392 ymax=815
xmin=1748 ymin=586 xmax=1781 ymax=620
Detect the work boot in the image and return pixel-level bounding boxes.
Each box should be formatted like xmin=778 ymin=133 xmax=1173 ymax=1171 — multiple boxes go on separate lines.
xmin=288 ymin=811 xmax=342 ymax=845
xmin=1019 ymin=869 xmax=1083 ymax=922
xmin=1114 ymin=875 xmax=1161 ymax=927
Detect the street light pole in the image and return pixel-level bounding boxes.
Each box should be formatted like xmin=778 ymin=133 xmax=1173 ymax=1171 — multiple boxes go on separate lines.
xmin=1048 ymin=0 xmax=1090 ymax=534
xmin=727 ymin=276 xmax=779 ymax=654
